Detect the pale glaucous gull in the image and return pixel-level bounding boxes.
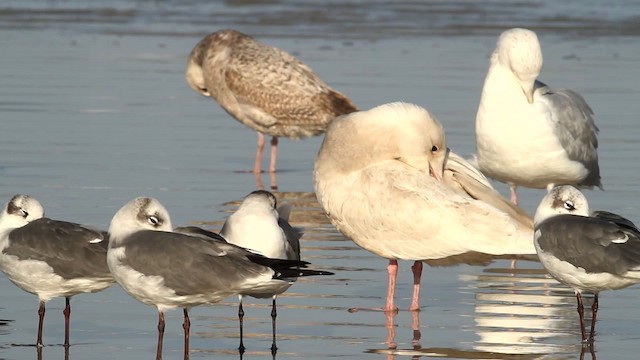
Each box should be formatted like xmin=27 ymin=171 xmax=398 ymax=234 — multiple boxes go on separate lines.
xmin=475 ymin=28 xmax=601 ymax=204
xmin=314 ymin=102 xmax=534 ymax=312
xmin=534 ymin=185 xmax=640 ymax=342
xmin=185 ymin=29 xmax=358 ymax=177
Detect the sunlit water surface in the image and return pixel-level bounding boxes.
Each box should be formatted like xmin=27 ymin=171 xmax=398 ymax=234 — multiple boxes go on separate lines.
xmin=1 ymin=1 xmax=640 ymax=359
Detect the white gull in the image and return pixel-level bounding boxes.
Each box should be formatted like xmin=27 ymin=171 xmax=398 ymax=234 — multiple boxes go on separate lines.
xmin=314 ymin=102 xmax=534 ymax=312
xmin=220 ymin=190 xmax=302 ymax=353
xmin=475 ymin=28 xmax=601 ymax=204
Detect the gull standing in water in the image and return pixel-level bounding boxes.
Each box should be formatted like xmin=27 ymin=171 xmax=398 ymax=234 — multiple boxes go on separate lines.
xmin=314 ymin=102 xmax=535 ymax=312
xmin=534 ymin=185 xmax=640 ymax=342
xmin=185 ymin=29 xmax=358 ymax=182
xmin=107 ymin=197 xmax=331 ymax=360
xmin=475 ymin=28 xmax=601 ymax=204
xmin=220 ymin=190 xmax=302 ymax=354
xmin=0 ymin=194 xmax=113 ymax=347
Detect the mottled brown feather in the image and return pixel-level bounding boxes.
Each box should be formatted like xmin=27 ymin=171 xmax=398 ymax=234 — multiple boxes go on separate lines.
xmin=186 ymin=29 xmax=357 ymax=139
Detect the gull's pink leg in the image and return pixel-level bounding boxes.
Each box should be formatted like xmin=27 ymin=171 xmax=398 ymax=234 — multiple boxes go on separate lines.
xmin=254 ymin=133 xmax=265 ymax=174
xmin=384 ymin=260 xmax=399 ymax=312
xmin=269 ymin=136 xmax=279 ymax=173
xmin=509 ymin=183 xmax=518 ymax=205
xmin=409 ymin=261 xmax=423 ymax=311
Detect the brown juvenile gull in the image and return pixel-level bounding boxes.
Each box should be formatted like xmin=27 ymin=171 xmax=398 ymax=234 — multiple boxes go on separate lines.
xmin=186 ymin=29 xmax=358 ymax=174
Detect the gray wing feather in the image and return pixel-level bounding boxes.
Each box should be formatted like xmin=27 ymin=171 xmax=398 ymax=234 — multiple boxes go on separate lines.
xmin=277 ymin=203 xmax=302 ymax=260
xmin=536 ymin=215 xmax=640 ymax=274
xmin=5 ymin=218 xmax=112 ymax=280
xmin=535 ymin=80 xmax=601 ymax=187
xmin=591 ymin=211 xmax=638 ymax=230
xmin=173 ymin=226 xmax=227 ymax=243
xmin=278 ymin=217 xmax=302 ymax=261
xmin=117 ymin=231 xmax=285 ymax=296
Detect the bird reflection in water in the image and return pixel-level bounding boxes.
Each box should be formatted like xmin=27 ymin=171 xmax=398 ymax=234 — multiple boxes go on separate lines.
xmin=253 ymin=170 xmax=278 ymax=191
xmin=580 ymin=345 xmax=596 ymax=360
xmin=36 ymin=345 xmax=70 ymax=360
xmin=384 ymin=311 xmax=422 ymax=360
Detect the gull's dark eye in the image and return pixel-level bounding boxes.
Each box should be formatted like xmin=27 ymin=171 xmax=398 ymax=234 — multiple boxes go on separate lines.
xmin=431 ymin=145 xmax=439 ymax=152
xmin=563 ymin=200 xmax=575 ymax=211
xmin=148 ymin=215 xmax=160 ymax=226
xmin=19 ymin=208 xmax=29 ymax=218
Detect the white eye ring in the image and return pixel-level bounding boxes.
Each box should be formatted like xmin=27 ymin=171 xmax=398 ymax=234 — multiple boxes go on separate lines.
xmin=20 ymin=208 xmax=29 ymax=218
xmin=148 ymin=215 xmax=160 ymax=226
xmin=563 ymin=201 xmax=575 ymax=210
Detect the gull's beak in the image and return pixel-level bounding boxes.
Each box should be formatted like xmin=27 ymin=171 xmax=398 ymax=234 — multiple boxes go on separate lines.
xmin=522 ymin=83 xmax=535 ymax=104
xmin=428 ymin=148 xmax=448 ymax=182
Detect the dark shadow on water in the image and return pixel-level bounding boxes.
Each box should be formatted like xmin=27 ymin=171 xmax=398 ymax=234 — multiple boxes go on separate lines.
xmin=0 ymin=318 xmax=13 ymax=336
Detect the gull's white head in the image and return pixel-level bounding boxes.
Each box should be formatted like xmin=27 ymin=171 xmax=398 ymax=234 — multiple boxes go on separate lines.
xmin=314 ymin=102 xmax=447 ymax=181
xmin=241 ymin=190 xmax=278 ymax=211
xmin=494 ymin=28 xmax=543 ymax=104
xmin=0 ymin=194 xmax=45 ymax=231
xmin=533 ymin=185 xmax=589 ymax=225
xmin=108 ymin=197 xmax=173 ymax=245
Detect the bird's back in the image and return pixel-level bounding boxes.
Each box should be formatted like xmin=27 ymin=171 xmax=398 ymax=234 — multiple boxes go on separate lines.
xmin=317 ymin=161 xmax=535 ymax=261
xmin=186 ymin=29 xmax=357 ymax=138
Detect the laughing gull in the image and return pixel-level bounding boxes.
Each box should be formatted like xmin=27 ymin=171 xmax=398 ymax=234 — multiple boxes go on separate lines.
xmin=534 ymin=185 xmax=640 ymax=342
xmin=475 ymin=28 xmax=601 ymax=205
xmin=219 ymin=190 xmax=302 ymax=353
xmin=314 ymin=102 xmax=534 ymax=312
xmin=0 ymin=194 xmax=113 ymax=347
xmin=107 ymin=197 xmax=332 ymax=360
xmin=185 ymin=29 xmax=357 ymax=174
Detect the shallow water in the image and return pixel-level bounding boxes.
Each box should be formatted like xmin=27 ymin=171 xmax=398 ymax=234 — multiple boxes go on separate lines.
xmin=1 ymin=1 xmax=640 ymax=359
